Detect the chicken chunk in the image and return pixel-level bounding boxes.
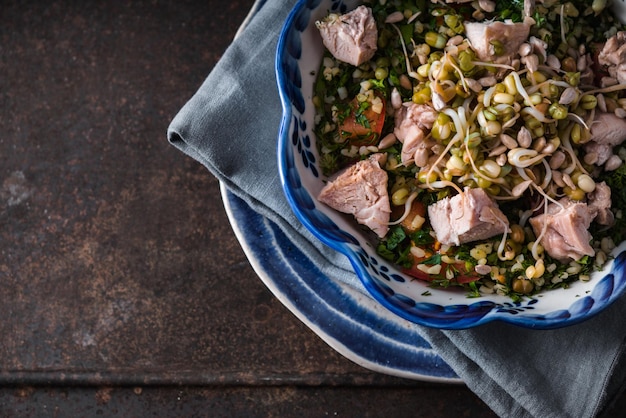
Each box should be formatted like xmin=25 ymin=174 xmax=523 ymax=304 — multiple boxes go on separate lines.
xmin=318 ymin=153 xmax=391 ymax=238
xmin=588 ymin=181 xmax=614 ymax=226
xmin=529 ymin=199 xmax=595 ymax=262
xmin=464 ymin=21 xmax=531 ymax=62
xmin=316 ymin=6 xmax=378 ymax=67
xmin=393 ymin=103 xmax=438 ymax=166
xmin=427 ymin=187 xmax=509 ymax=246
xmin=584 ymin=140 xmax=614 ymax=166
xmin=584 ymin=112 xmax=626 ymax=167
xmin=598 ymin=31 xmax=626 ymax=84
xmin=589 ymin=112 xmax=626 ymax=147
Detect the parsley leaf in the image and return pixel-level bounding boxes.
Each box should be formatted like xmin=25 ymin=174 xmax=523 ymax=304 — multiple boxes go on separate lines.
xmin=421 ymin=253 xmax=442 ymax=266
xmin=597 ymin=162 xmax=626 ymax=243
xmin=410 ymin=228 xmax=434 ymax=245
xmin=376 ymin=226 xmax=413 ymax=268
xmin=354 ymin=101 xmax=371 ymax=128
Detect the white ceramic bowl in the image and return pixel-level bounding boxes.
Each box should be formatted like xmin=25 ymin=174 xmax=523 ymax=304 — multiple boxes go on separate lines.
xmin=276 ymin=0 xmax=626 ymax=329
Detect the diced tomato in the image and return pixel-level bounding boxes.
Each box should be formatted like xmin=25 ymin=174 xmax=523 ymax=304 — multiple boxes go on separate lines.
xmin=338 ymin=94 xmax=385 ymax=146
xmin=391 ymin=200 xmax=426 ymax=233
xmin=453 ymin=270 xmax=481 ymax=284
xmin=402 ymin=255 xmax=480 ymax=284
xmin=402 ymin=264 xmax=433 ymax=282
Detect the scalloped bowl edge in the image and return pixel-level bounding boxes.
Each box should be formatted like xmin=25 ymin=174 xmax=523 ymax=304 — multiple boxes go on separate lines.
xmin=275 ymin=0 xmax=626 ymax=330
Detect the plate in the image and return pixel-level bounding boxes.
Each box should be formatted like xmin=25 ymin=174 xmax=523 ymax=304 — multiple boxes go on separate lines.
xmin=222 ymin=0 xmax=457 ymax=382
xmin=220 ymin=183 xmax=460 ymax=382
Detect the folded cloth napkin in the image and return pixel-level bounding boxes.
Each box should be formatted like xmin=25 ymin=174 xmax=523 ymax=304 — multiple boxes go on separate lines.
xmin=167 ymin=0 xmax=626 ymax=416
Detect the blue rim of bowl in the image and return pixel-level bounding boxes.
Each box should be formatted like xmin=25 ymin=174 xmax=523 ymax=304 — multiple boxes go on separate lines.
xmin=275 ymin=0 xmax=626 ymax=330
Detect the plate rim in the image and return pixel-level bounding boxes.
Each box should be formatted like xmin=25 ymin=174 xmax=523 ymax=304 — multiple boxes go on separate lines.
xmin=219 ymin=182 xmax=462 ymax=383
xmin=221 ymin=0 xmax=461 ymax=385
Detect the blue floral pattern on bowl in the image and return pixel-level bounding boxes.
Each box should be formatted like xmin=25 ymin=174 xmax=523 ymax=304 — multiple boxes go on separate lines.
xmin=276 ymin=0 xmax=626 ymax=329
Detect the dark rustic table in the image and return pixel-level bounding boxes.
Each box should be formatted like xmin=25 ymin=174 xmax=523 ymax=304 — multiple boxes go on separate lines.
xmin=0 ymin=1 xmax=624 ymax=416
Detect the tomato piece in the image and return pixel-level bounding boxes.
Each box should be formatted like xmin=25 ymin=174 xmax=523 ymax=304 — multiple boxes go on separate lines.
xmin=402 ymin=264 xmax=434 ymax=282
xmin=391 ymin=200 xmax=426 ymax=233
xmin=338 ymin=94 xmax=385 ymax=146
xmin=455 ymin=270 xmax=481 ymax=284
xmin=402 ymin=256 xmax=480 ymax=284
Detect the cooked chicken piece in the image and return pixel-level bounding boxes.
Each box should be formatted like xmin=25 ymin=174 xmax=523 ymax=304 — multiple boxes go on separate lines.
xmin=318 ymin=153 xmax=391 ymax=238
xmin=587 ymin=181 xmax=614 ymax=226
xmin=393 ymin=103 xmax=438 ymax=166
xmin=598 ymin=31 xmax=626 ymax=84
xmin=583 ymin=112 xmax=626 ymax=166
xmin=316 ymin=6 xmax=378 ymax=67
xmin=427 ymin=187 xmax=509 ymax=246
xmin=529 ymin=199 xmax=595 ymax=262
xmin=589 ymin=112 xmax=626 ymax=146
xmin=584 ymin=140 xmax=614 ymax=166
xmin=464 ymin=21 xmax=531 ymax=62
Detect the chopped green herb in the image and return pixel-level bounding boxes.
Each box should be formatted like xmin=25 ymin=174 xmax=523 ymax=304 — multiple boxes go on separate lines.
xmin=354 ymin=101 xmax=371 ymax=128
xmin=411 ymin=229 xmax=434 ymax=246
xmin=421 ymin=253 xmax=442 ymax=266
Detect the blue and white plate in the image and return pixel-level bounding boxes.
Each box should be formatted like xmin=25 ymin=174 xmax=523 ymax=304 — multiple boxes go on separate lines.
xmin=224 ymin=0 xmax=458 ymax=382
xmin=221 ymin=184 xmax=460 ymax=382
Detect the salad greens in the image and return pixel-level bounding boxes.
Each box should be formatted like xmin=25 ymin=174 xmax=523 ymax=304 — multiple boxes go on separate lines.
xmin=313 ymin=0 xmax=626 ymax=299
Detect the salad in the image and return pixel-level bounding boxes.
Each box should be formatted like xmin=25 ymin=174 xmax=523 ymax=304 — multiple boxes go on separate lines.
xmin=312 ymin=0 xmax=626 ymax=300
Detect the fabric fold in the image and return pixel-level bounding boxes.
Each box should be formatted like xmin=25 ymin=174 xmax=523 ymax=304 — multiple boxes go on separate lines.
xmin=167 ymin=0 xmax=626 ymax=416
xmin=168 ymin=0 xmax=359 ymax=291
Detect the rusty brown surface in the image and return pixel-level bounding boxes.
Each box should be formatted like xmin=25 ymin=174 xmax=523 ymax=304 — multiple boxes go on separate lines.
xmin=0 ymin=0 xmax=622 ymax=416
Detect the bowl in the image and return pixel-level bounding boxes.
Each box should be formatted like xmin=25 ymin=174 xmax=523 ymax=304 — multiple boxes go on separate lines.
xmin=276 ymin=0 xmax=626 ymax=329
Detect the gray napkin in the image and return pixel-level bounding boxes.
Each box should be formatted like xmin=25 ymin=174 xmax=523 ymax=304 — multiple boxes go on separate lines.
xmin=167 ymin=0 xmax=626 ymax=416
